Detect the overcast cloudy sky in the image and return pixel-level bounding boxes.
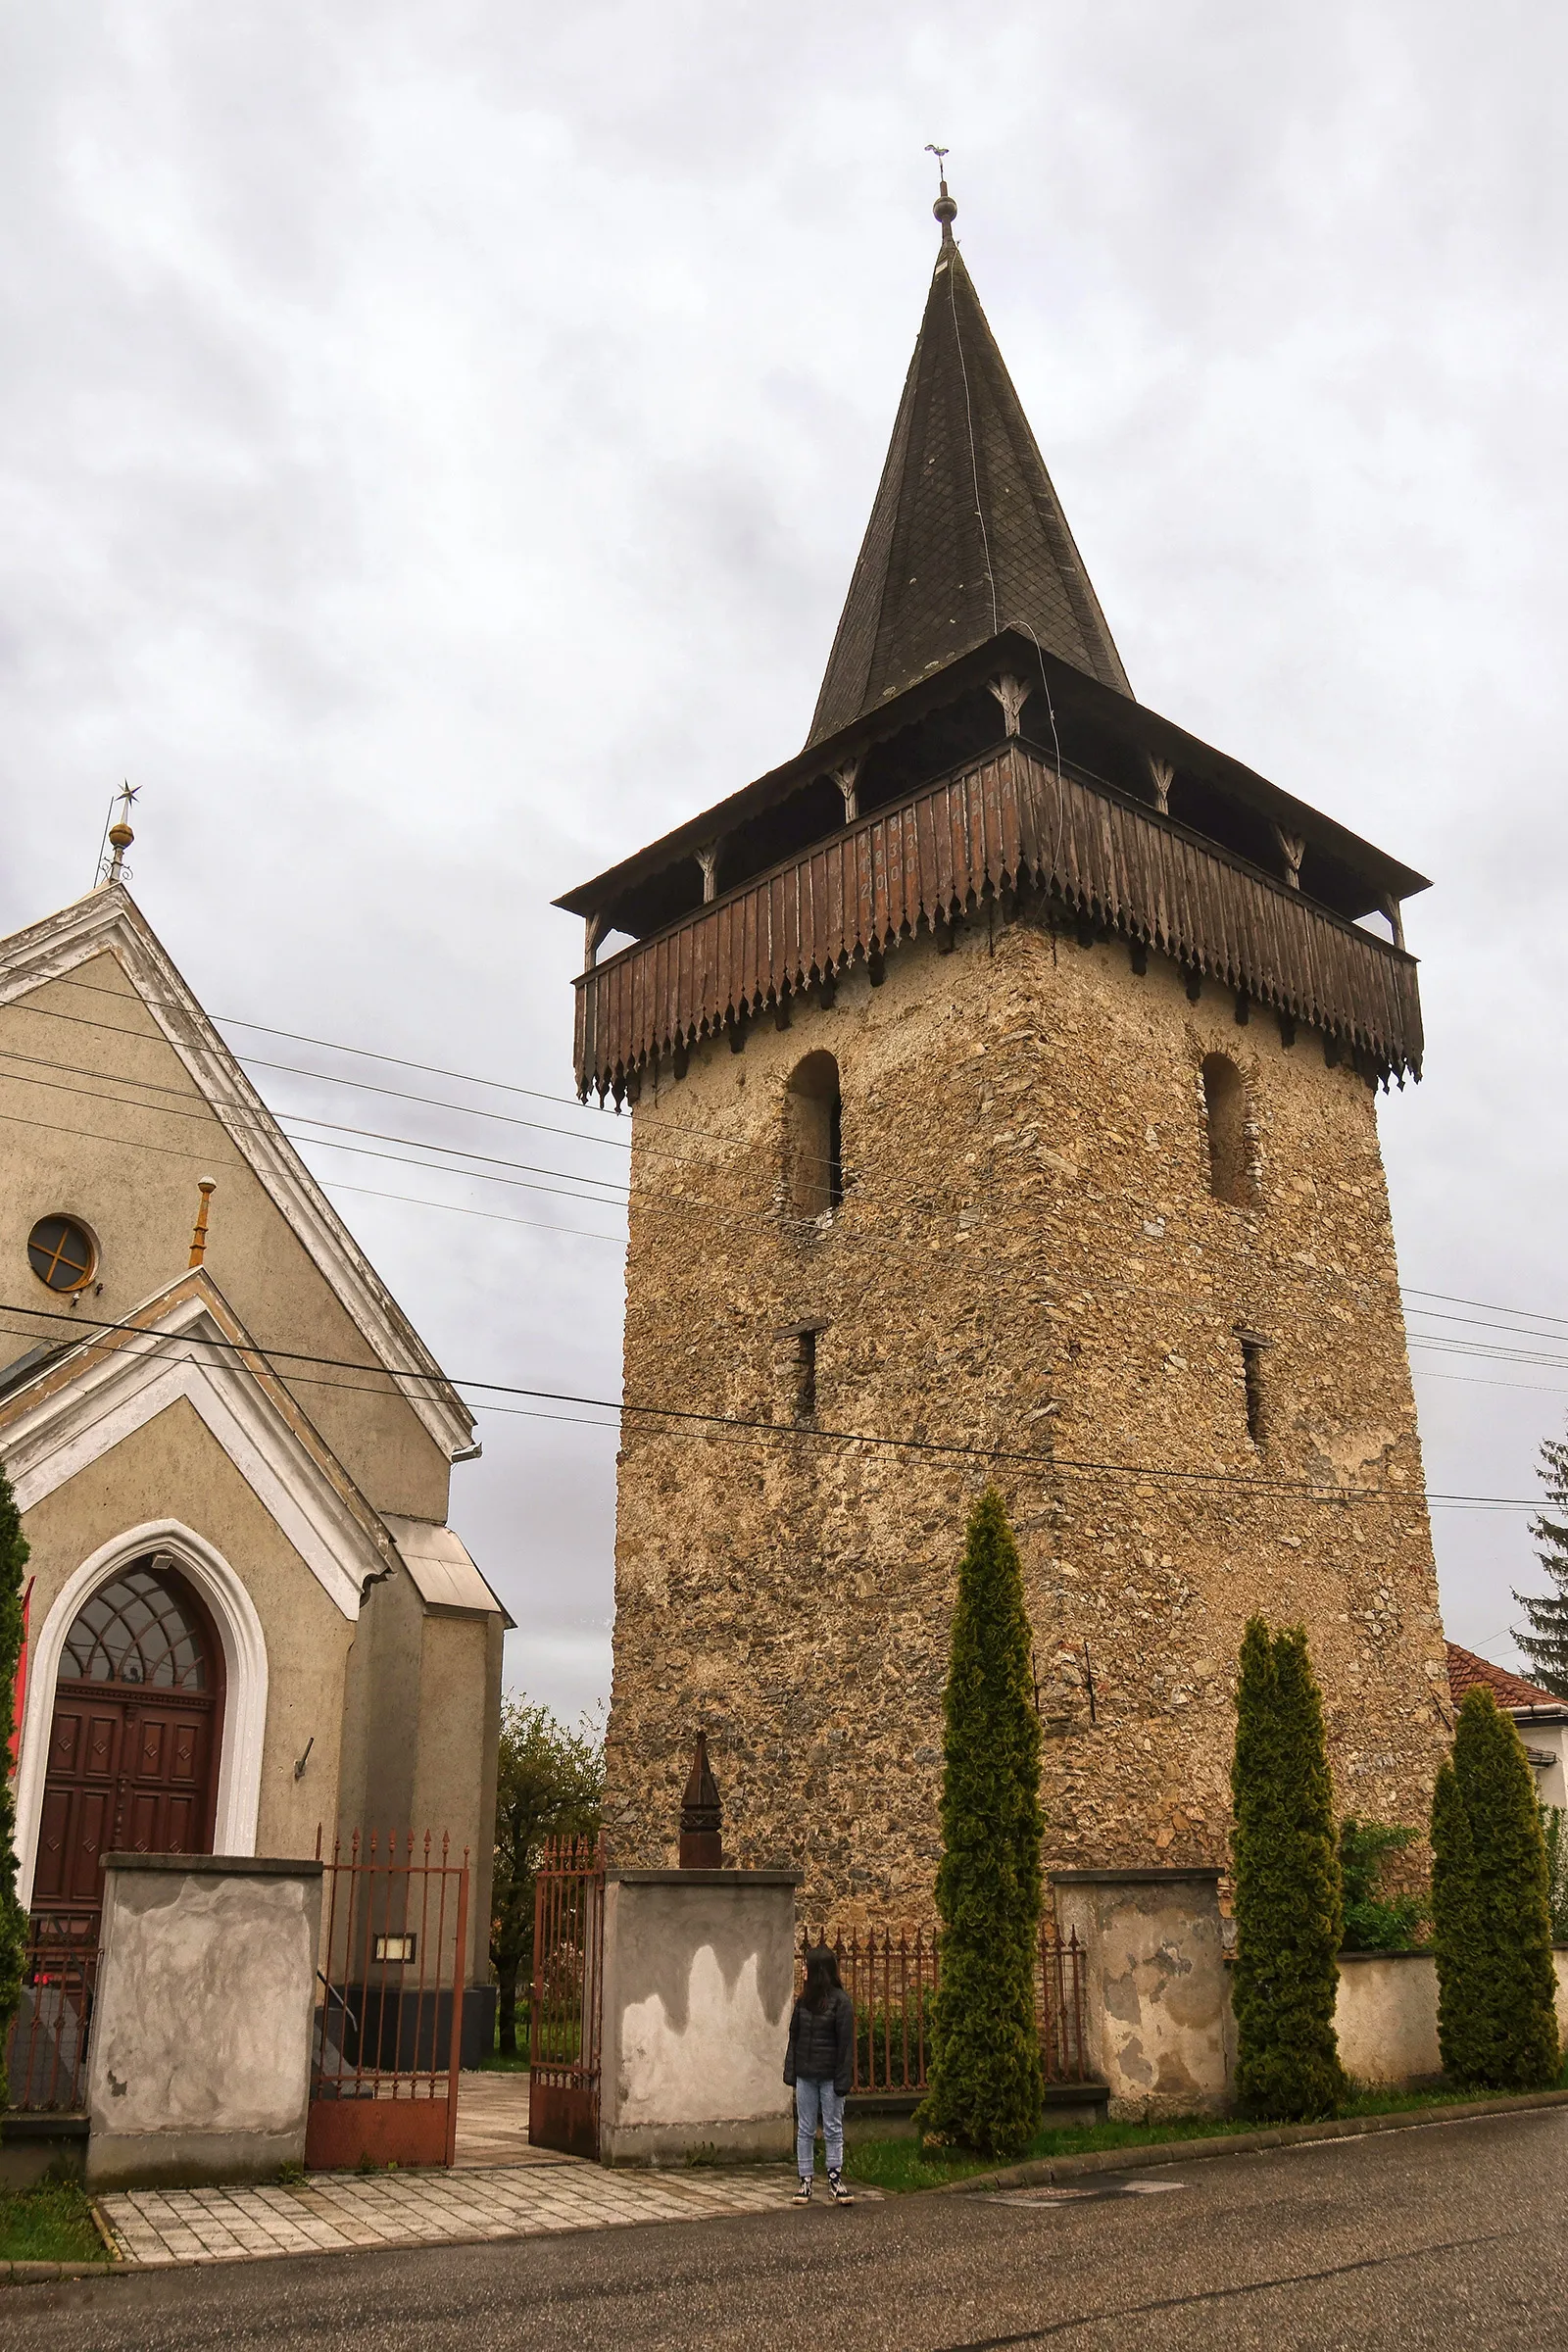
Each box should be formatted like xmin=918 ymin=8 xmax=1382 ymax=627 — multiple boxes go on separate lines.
xmin=2 ymin=2 xmax=1565 ymax=1722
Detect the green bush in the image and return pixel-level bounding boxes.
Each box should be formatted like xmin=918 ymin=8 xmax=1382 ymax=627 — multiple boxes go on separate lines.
xmin=0 ymin=1459 xmax=29 ymax=2109
xmin=1339 ymin=1818 xmax=1428 ymax=1951
xmin=1230 ymin=1618 xmax=1347 ymax=2121
xmin=917 ymin=1489 xmax=1043 ymax=2160
xmin=1542 ymin=1805 xmax=1568 ymax=1944
xmin=1431 ymin=1688 xmax=1559 ymax=2091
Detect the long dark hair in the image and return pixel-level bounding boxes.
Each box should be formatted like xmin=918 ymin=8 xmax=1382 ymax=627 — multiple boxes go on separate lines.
xmin=803 ymin=1944 xmax=842 ymax=2013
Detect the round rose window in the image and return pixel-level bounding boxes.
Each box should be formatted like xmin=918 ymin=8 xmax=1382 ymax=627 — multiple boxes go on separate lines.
xmin=27 ymin=1214 xmax=97 ymax=1293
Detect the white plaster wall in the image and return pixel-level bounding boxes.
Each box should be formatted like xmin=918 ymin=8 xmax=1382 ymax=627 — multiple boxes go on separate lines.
xmin=1334 ymin=1953 xmax=1442 ymax=2084
xmin=618 ymin=1945 xmax=784 ymax=2125
xmin=1529 ymin=1724 xmax=1568 ymax=1812
xmin=598 ymin=1873 xmax=798 ymax=2162
xmin=87 ymin=1861 xmax=320 ymax=2181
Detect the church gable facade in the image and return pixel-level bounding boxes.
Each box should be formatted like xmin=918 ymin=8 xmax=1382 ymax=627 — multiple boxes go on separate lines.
xmin=0 ymin=881 xmax=506 ymax=1971
xmin=563 ymin=188 xmax=1449 ymax=1915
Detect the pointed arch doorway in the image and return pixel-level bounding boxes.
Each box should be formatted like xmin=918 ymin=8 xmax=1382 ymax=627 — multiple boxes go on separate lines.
xmin=30 ymin=1553 xmax=226 ymax=1944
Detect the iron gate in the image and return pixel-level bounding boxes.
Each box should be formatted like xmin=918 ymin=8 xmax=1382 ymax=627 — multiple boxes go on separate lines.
xmin=307 ymin=1829 xmax=469 ymax=2172
xmin=6 ymin=1914 xmax=99 ymax=2113
xmin=528 ymin=1833 xmax=605 ymax=2159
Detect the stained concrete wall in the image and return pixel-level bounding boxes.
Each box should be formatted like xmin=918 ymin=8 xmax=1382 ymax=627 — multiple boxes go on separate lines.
xmin=1330 ymin=1947 xmax=1568 ymax=2086
xmin=1052 ymin=1868 xmax=1232 ymax=2119
xmin=86 ymin=1855 xmax=321 ymax=2189
xmin=599 ymin=1870 xmax=799 ymax=2164
xmin=1334 ymin=1952 xmax=1441 ymax=2084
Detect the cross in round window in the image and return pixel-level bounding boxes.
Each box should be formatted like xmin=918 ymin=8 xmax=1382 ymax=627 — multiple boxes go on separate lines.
xmin=27 ymin=1214 xmax=97 ymax=1293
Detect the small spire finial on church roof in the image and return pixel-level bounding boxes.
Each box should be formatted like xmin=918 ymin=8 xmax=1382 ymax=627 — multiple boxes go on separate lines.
xmin=188 ymin=1177 xmax=218 ymax=1269
xmin=96 ymin=781 xmax=140 ymax=888
xmin=925 ymin=144 xmax=956 ymax=244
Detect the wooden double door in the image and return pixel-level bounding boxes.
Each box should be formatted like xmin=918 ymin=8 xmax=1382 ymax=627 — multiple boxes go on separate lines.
xmin=30 ymin=1555 xmax=224 ymax=1944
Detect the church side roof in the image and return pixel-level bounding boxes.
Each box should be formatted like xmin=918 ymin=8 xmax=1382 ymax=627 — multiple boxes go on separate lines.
xmin=0 ymin=883 xmax=474 ymax=1459
xmin=808 ymin=230 xmax=1130 ymax=747
xmin=1446 ymin=1641 xmax=1567 ymax=1715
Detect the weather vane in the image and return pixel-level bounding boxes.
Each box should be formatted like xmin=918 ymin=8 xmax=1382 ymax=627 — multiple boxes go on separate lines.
xmin=96 ymin=782 xmax=140 ymax=887
xmin=925 ymin=145 xmax=956 ymax=241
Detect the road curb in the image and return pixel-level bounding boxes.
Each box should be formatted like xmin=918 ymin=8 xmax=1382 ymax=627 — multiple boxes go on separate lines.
xmin=932 ymin=2086 xmax=1568 ymax=2195
xmin=1 ymin=2259 xmax=115 ymax=2285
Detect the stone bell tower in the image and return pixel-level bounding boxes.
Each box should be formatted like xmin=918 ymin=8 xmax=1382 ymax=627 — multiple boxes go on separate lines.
xmin=558 ymin=181 xmax=1450 ymax=1916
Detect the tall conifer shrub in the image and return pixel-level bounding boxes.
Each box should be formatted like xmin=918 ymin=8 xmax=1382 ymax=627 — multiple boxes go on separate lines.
xmin=1230 ymin=1618 xmax=1347 ymax=2120
xmin=1431 ymin=1687 xmax=1559 ymax=2090
xmin=919 ymin=1489 xmax=1043 ymax=2159
xmin=0 ymin=1459 xmax=29 ymax=2106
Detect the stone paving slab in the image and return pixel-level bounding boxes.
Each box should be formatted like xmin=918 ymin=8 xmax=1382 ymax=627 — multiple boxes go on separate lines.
xmin=98 ymin=2162 xmax=862 ymax=2268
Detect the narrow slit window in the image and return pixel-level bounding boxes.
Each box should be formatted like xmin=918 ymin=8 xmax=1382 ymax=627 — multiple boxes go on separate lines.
xmin=1240 ymin=1336 xmax=1267 ymax=1447
xmin=795 ymin=1328 xmax=817 ymax=1422
xmin=1200 ymin=1054 xmax=1250 ymax=1205
xmin=785 ymin=1052 xmax=843 ymax=1217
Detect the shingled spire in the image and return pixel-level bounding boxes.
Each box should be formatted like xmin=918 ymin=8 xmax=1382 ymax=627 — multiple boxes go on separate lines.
xmin=807 ymin=180 xmax=1131 ymax=749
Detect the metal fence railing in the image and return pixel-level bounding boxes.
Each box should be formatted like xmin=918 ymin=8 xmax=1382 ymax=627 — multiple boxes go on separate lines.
xmin=307 ymin=1828 xmax=469 ymax=2172
xmin=528 ymin=1833 xmax=606 ymax=2160
xmin=799 ymin=1917 xmax=1091 ymax=2092
xmin=6 ymin=1916 xmax=100 ymax=2112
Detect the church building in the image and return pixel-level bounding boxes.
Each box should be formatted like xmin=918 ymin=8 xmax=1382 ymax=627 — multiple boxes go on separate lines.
xmin=0 ymin=856 xmax=507 ymax=1974
xmin=560 ymin=185 xmax=1450 ymax=1913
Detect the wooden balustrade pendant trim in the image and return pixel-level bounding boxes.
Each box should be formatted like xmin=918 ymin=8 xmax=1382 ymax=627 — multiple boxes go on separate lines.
xmin=572 ymin=742 xmax=1422 ymax=1100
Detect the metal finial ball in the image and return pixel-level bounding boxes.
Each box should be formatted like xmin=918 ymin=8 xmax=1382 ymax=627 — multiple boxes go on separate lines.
xmin=933 ymin=187 xmax=957 ymax=228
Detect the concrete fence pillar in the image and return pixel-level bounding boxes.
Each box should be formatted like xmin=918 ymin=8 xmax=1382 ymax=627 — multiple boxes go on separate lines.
xmin=598 ymin=1868 xmax=801 ymax=2165
xmin=1052 ymin=1867 xmax=1232 ymax=2120
xmin=86 ymin=1853 xmax=323 ymax=2190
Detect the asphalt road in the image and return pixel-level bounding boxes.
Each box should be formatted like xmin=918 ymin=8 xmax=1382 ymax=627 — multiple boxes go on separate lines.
xmin=13 ymin=2110 xmax=1567 ymax=2351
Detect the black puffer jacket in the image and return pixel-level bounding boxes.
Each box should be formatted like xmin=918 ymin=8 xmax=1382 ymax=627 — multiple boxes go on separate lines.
xmin=783 ymin=1985 xmax=855 ymax=2096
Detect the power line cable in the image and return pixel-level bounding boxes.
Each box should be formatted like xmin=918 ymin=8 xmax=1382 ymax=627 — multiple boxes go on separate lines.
xmin=0 ymin=1292 xmax=1544 ymax=1510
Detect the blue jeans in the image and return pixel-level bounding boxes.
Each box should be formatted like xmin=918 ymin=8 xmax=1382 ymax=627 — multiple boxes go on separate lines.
xmin=795 ymin=2077 xmax=845 ymax=2178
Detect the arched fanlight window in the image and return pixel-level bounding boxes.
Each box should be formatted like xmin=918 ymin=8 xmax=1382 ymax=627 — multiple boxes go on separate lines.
xmin=1200 ymin=1054 xmax=1251 ymax=1205
xmin=784 ymin=1052 xmax=843 ymax=1219
xmin=58 ymin=1558 xmax=212 ymax=1690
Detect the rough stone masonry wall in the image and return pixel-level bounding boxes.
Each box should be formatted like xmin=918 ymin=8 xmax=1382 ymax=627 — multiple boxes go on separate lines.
xmin=603 ymin=901 xmax=1450 ymax=1919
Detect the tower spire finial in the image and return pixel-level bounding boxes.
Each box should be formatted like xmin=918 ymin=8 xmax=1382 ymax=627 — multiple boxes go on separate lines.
xmin=925 ymin=144 xmax=956 ymax=244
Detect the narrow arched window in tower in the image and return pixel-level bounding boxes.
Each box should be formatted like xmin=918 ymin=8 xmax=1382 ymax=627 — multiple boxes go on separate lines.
xmin=784 ymin=1052 xmax=843 ymax=1218
xmin=1200 ymin=1054 xmax=1250 ymax=1205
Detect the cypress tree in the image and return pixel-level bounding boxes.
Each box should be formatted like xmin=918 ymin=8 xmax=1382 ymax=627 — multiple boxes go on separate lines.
xmin=0 ymin=1459 xmax=29 ymax=2108
xmin=1230 ymin=1618 xmax=1347 ymax=2120
xmin=919 ymin=1488 xmax=1043 ymax=2159
xmin=1514 ymin=1429 xmax=1568 ymax=1697
xmin=1430 ymin=1687 xmax=1559 ymax=2090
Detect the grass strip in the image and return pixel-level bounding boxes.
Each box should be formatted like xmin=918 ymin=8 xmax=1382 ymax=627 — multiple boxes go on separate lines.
xmin=846 ymin=2077 xmax=1568 ymax=2195
xmin=0 ymin=2178 xmax=110 ymax=2266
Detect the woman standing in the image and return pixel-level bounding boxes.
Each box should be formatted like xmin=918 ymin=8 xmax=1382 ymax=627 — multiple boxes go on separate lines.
xmin=784 ymin=1945 xmax=856 ymax=2204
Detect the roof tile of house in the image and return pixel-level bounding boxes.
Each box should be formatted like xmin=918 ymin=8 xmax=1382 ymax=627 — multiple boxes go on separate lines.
xmin=1446 ymin=1641 xmax=1561 ymax=1712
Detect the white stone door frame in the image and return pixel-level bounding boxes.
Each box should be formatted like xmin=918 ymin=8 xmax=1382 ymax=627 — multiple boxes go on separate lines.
xmin=15 ymin=1519 xmax=269 ymax=1912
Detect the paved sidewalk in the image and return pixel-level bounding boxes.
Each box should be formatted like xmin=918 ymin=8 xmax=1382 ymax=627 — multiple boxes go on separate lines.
xmin=97 ymin=2162 xmax=841 ymax=2268
xmin=452 ymin=2069 xmax=562 ymax=2169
